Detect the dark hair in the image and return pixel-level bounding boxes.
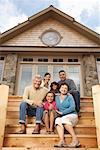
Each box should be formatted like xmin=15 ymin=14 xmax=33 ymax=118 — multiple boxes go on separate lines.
xmin=44 ymin=72 xmax=51 ymax=77
xmin=59 ymin=82 xmax=69 ymax=91
xmin=50 ymin=81 xmax=59 ymax=89
xmin=59 ymin=70 xmax=66 ymax=74
xmin=43 ymin=91 xmax=55 ymax=102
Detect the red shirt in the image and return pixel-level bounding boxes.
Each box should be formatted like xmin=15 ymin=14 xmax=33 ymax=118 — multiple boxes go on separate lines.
xmin=43 ymin=101 xmax=58 ymax=111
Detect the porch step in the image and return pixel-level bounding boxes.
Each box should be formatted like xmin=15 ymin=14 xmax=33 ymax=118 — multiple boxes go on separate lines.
xmin=5 ymin=124 xmax=96 ymax=135
xmin=2 ymin=148 xmax=99 ymax=150
xmin=4 ymin=134 xmax=97 ymax=148
xmin=3 ymin=96 xmax=97 ymax=148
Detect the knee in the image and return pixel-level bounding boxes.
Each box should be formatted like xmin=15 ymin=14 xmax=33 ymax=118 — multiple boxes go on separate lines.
xmin=20 ymin=101 xmax=27 ymax=109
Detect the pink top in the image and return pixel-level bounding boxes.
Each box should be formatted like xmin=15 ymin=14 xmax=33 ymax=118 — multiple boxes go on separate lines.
xmin=43 ymin=101 xmax=58 ymax=111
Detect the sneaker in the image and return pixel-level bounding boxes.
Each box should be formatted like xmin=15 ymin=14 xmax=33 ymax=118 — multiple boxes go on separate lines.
xmin=54 ymin=141 xmax=66 ymax=147
xmin=67 ymin=140 xmax=80 ymax=148
xmin=16 ymin=130 xmax=26 ymax=134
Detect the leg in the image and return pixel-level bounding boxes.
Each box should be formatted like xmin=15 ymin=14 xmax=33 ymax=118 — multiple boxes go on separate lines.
xmin=44 ymin=111 xmax=50 ymax=132
xmin=64 ymin=124 xmax=80 ymax=147
xmin=64 ymin=124 xmax=77 ymax=141
xmin=54 ymin=117 xmax=65 ymax=147
xmin=18 ymin=101 xmax=28 ymax=133
xmin=70 ymin=91 xmax=80 ymax=113
xmin=56 ymin=125 xmax=64 ymax=142
xmin=49 ymin=110 xmax=55 ymax=132
xmin=19 ymin=101 xmax=28 ymax=124
xmin=32 ymin=106 xmax=44 ymax=133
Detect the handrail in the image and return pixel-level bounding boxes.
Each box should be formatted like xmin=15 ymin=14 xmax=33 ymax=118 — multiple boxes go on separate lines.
xmin=92 ymin=84 xmax=100 ymax=148
xmin=0 ymin=84 xmax=9 ymax=149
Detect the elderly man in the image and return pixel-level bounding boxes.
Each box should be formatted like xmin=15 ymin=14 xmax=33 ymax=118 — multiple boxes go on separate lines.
xmin=18 ymin=75 xmax=48 ymax=134
xmin=58 ymin=70 xmax=80 ymax=114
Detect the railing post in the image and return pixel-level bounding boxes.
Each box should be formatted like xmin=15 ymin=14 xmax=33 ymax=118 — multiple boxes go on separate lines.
xmin=0 ymin=84 xmax=9 ymax=149
xmin=92 ymin=84 xmax=100 ymax=148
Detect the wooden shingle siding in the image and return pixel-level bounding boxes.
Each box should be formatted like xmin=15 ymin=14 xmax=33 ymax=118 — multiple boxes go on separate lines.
xmin=3 ymin=19 xmax=98 ymax=46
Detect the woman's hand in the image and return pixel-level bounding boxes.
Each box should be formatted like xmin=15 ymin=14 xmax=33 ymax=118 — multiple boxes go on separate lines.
xmin=56 ymin=110 xmax=63 ymax=115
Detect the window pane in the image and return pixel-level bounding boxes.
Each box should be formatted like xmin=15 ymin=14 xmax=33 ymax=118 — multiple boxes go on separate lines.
xmin=66 ymin=66 xmax=80 ymax=91
xmin=37 ymin=65 xmax=48 ymax=78
xmin=53 ymin=66 xmax=63 ymax=82
xmin=18 ymin=65 xmax=32 ymax=95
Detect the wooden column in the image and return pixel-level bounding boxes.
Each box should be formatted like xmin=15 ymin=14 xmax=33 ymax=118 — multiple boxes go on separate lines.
xmin=92 ymin=84 xmax=100 ymax=148
xmin=0 ymin=84 xmax=9 ymax=149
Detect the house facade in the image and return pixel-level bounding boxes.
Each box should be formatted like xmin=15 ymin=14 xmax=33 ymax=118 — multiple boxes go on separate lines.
xmin=0 ymin=6 xmax=100 ymax=96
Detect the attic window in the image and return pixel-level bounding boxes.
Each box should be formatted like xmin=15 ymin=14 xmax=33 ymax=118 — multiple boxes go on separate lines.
xmin=68 ymin=59 xmax=78 ymax=62
xmin=23 ymin=58 xmax=33 ymax=62
xmin=41 ymin=29 xmax=62 ymax=46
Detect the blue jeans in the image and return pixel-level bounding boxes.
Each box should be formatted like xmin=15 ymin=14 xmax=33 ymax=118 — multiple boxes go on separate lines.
xmin=70 ymin=91 xmax=80 ymax=113
xmin=19 ymin=101 xmax=44 ymax=124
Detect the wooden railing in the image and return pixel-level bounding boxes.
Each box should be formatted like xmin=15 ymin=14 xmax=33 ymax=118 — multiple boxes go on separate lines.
xmin=92 ymin=84 xmax=100 ymax=148
xmin=0 ymin=85 xmax=9 ymax=149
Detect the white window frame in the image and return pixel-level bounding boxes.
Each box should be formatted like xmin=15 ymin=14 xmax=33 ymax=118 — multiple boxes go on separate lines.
xmin=16 ymin=60 xmax=83 ymax=96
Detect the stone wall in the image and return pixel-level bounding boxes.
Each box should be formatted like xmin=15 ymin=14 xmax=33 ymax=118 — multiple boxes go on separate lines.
xmin=2 ymin=54 xmax=18 ymax=95
xmin=82 ymin=54 xmax=99 ymax=96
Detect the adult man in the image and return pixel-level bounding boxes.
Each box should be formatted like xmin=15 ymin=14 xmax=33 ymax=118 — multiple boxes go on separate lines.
xmin=58 ymin=70 xmax=80 ymax=114
xmin=18 ymin=75 xmax=48 ymax=134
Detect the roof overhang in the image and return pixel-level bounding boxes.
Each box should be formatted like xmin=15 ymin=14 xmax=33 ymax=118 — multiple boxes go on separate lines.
xmin=0 ymin=46 xmax=100 ymax=53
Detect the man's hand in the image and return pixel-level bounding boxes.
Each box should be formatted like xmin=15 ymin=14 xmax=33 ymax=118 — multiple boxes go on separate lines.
xmin=34 ymin=101 xmax=43 ymax=107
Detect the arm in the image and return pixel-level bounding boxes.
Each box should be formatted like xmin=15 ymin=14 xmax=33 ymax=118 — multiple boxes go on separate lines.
xmin=62 ymin=95 xmax=76 ymax=115
xmin=68 ymin=79 xmax=77 ymax=91
xmin=23 ymin=86 xmax=35 ymax=106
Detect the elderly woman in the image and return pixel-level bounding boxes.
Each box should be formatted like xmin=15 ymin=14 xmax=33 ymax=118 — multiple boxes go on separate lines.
xmin=54 ymin=82 xmax=80 ymax=148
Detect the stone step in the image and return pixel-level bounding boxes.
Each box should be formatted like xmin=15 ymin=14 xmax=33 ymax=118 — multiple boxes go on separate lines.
xmin=3 ymin=134 xmax=97 ymax=148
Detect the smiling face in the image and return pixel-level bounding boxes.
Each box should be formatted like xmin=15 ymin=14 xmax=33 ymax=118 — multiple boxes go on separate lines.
xmin=59 ymin=84 xmax=68 ymax=95
xmin=33 ymin=75 xmax=42 ymax=89
xmin=59 ymin=71 xmax=66 ymax=81
xmin=44 ymin=74 xmax=51 ymax=82
xmin=46 ymin=92 xmax=54 ymax=103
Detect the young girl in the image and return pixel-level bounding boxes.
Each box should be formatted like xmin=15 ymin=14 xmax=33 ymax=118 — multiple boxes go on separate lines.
xmin=50 ymin=81 xmax=59 ymax=95
xmin=43 ymin=91 xmax=58 ymax=134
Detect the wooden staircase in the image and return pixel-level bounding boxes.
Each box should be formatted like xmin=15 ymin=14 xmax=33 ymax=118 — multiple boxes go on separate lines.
xmin=2 ymin=96 xmax=98 ymax=150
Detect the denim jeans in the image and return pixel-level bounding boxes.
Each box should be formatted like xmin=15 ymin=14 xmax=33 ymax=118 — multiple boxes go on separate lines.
xmin=19 ymin=101 xmax=44 ymax=124
xmin=70 ymin=91 xmax=80 ymax=113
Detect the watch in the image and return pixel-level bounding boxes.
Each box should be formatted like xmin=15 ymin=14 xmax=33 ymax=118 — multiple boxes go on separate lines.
xmin=41 ymin=30 xmax=61 ymax=46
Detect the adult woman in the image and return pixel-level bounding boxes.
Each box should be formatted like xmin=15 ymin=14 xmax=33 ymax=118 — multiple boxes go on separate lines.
xmin=54 ymin=83 xmax=80 ymax=148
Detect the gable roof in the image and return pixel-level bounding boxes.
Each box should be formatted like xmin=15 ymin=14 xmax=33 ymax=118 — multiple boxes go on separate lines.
xmin=0 ymin=5 xmax=100 ymax=45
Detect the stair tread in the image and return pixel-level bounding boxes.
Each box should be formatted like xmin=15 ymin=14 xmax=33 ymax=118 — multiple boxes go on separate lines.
xmin=5 ymin=134 xmax=97 ymax=138
xmin=3 ymin=147 xmax=98 ymax=150
xmin=6 ymin=124 xmax=96 ymax=127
